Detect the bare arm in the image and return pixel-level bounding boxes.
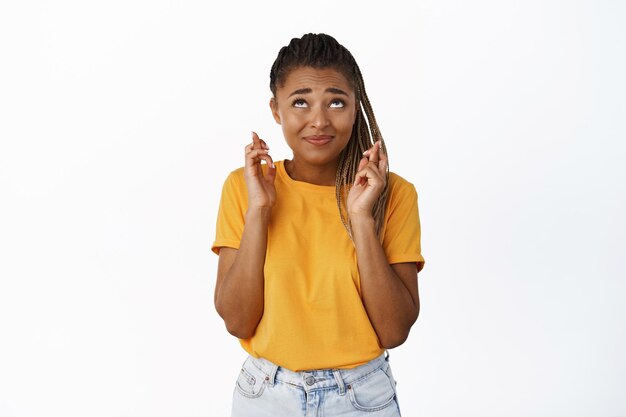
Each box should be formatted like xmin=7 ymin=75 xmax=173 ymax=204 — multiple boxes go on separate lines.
xmin=214 ymin=132 xmax=275 ymax=339
xmin=347 ymin=141 xmax=420 ymax=348
xmin=351 ymin=216 xmax=419 ymax=348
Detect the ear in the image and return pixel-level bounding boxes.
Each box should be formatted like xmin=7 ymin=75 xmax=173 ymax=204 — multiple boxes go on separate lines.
xmin=269 ymin=97 xmax=281 ymax=125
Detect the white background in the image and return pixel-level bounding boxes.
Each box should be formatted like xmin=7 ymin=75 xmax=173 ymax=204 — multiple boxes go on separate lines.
xmin=1 ymin=0 xmax=625 ymax=416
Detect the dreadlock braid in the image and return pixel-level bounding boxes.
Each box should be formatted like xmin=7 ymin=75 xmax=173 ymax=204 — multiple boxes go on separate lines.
xmin=269 ymin=33 xmax=389 ymax=240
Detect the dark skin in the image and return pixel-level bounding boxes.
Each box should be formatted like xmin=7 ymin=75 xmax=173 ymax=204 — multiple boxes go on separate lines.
xmin=214 ymin=67 xmax=419 ymax=348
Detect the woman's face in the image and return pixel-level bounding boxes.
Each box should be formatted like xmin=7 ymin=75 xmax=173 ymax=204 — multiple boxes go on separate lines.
xmin=270 ymin=66 xmax=357 ymax=169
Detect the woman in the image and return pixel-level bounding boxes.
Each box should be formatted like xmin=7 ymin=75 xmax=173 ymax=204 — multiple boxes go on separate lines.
xmin=212 ymin=33 xmax=425 ymax=417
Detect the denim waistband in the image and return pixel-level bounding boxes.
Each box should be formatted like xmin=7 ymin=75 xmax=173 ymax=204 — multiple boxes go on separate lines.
xmin=244 ymin=352 xmax=389 ymax=394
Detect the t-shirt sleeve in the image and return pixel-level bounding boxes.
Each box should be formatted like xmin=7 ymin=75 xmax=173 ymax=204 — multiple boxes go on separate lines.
xmin=211 ymin=169 xmax=247 ymax=255
xmin=382 ymin=175 xmax=425 ymax=272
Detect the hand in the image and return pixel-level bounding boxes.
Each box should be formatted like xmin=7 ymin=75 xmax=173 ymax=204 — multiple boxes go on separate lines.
xmin=244 ymin=131 xmax=276 ymax=209
xmin=346 ymin=141 xmax=387 ymax=219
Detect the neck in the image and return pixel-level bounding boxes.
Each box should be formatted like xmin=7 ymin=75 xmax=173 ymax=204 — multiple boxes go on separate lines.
xmin=285 ymin=158 xmax=338 ymax=186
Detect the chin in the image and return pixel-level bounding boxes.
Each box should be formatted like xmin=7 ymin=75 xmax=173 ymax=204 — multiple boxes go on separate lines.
xmin=301 ymin=152 xmax=343 ymax=167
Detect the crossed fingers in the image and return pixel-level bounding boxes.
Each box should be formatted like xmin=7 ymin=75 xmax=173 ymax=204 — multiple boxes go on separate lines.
xmin=362 ymin=140 xmax=387 ymax=171
xmin=246 ymin=131 xmax=274 ymax=169
xmin=355 ymin=140 xmax=387 ymax=186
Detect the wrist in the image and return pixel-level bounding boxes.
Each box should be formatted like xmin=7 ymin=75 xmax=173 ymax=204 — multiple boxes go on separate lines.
xmin=349 ymin=214 xmax=375 ymax=230
xmin=245 ymin=206 xmax=271 ymax=222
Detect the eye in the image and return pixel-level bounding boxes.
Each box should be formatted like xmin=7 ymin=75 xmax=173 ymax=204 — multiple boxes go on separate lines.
xmin=329 ymin=99 xmax=345 ymax=108
xmin=292 ymin=98 xmax=308 ymax=108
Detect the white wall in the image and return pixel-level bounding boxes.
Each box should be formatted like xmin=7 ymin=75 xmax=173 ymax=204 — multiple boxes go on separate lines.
xmin=1 ymin=1 xmax=624 ymax=416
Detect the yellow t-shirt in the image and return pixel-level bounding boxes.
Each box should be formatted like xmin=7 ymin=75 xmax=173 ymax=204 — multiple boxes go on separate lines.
xmin=212 ymin=160 xmax=425 ymax=371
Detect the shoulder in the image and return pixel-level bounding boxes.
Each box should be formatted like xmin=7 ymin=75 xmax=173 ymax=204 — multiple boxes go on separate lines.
xmin=224 ymin=166 xmax=245 ymax=182
xmin=388 ymin=172 xmax=418 ymax=197
xmin=384 ymin=172 xmax=420 ymax=217
xmin=220 ymin=166 xmax=246 ymax=192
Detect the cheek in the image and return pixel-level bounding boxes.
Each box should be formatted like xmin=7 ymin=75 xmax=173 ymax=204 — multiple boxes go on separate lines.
xmin=280 ymin=115 xmax=306 ymax=141
xmin=282 ymin=111 xmax=305 ymax=130
xmin=338 ymin=111 xmax=357 ymax=132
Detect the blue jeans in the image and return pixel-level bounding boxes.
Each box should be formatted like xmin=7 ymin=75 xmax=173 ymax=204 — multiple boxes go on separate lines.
xmin=231 ymin=352 xmax=402 ymax=417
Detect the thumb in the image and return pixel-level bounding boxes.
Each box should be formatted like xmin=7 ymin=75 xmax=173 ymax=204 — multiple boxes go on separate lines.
xmin=265 ymin=163 xmax=277 ymax=184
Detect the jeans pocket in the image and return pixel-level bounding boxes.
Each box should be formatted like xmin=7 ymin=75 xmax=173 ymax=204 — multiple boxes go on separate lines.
xmin=235 ymin=361 xmax=267 ymax=399
xmin=347 ymin=369 xmax=397 ymax=412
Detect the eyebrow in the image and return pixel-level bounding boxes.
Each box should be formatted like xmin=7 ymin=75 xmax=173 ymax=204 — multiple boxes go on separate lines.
xmin=288 ymin=87 xmax=349 ymax=97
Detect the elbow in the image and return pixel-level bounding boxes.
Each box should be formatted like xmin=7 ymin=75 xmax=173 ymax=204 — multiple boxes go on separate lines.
xmin=219 ymin=311 xmax=257 ymax=339
xmin=379 ymin=329 xmax=410 ymax=349
xmin=379 ymin=309 xmax=419 ymax=349
xmin=214 ymin=300 xmax=258 ymax=339
xmin=224 ymin=321 xmax=256 ymax=339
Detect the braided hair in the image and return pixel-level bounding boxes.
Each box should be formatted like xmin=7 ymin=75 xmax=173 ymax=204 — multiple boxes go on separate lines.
xmin=269 ymin=33 xmax=389 ymax=240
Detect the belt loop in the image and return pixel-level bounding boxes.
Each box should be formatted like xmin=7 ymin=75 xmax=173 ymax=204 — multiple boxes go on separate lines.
xmin=384 ymin=350 xmax=390 ymax=361
xmin=332 ymin=369 xmax=346 ymax=395
xmin=267 ymin=363 xmax=278 ymax=387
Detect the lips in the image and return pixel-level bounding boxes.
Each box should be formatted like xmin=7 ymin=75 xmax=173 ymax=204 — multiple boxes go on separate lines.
xmin=303 ymin=135 xmax=333 ymax=146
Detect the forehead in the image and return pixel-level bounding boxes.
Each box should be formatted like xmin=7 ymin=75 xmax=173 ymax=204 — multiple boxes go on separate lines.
xmin=278 ymin=67 xmax=354 ymax=95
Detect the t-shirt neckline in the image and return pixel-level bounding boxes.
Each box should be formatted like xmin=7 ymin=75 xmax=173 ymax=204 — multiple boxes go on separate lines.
xmin=277 ymin=160 xmax=336 ymax=194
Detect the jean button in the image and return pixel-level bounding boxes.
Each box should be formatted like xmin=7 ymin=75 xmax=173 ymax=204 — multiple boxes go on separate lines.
xmin=305 ymin=376 xmax=316 ymax=386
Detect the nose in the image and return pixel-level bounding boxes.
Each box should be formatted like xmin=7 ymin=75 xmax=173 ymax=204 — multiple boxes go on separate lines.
xmin=310 ymin=106 xmax=330 ymax=129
